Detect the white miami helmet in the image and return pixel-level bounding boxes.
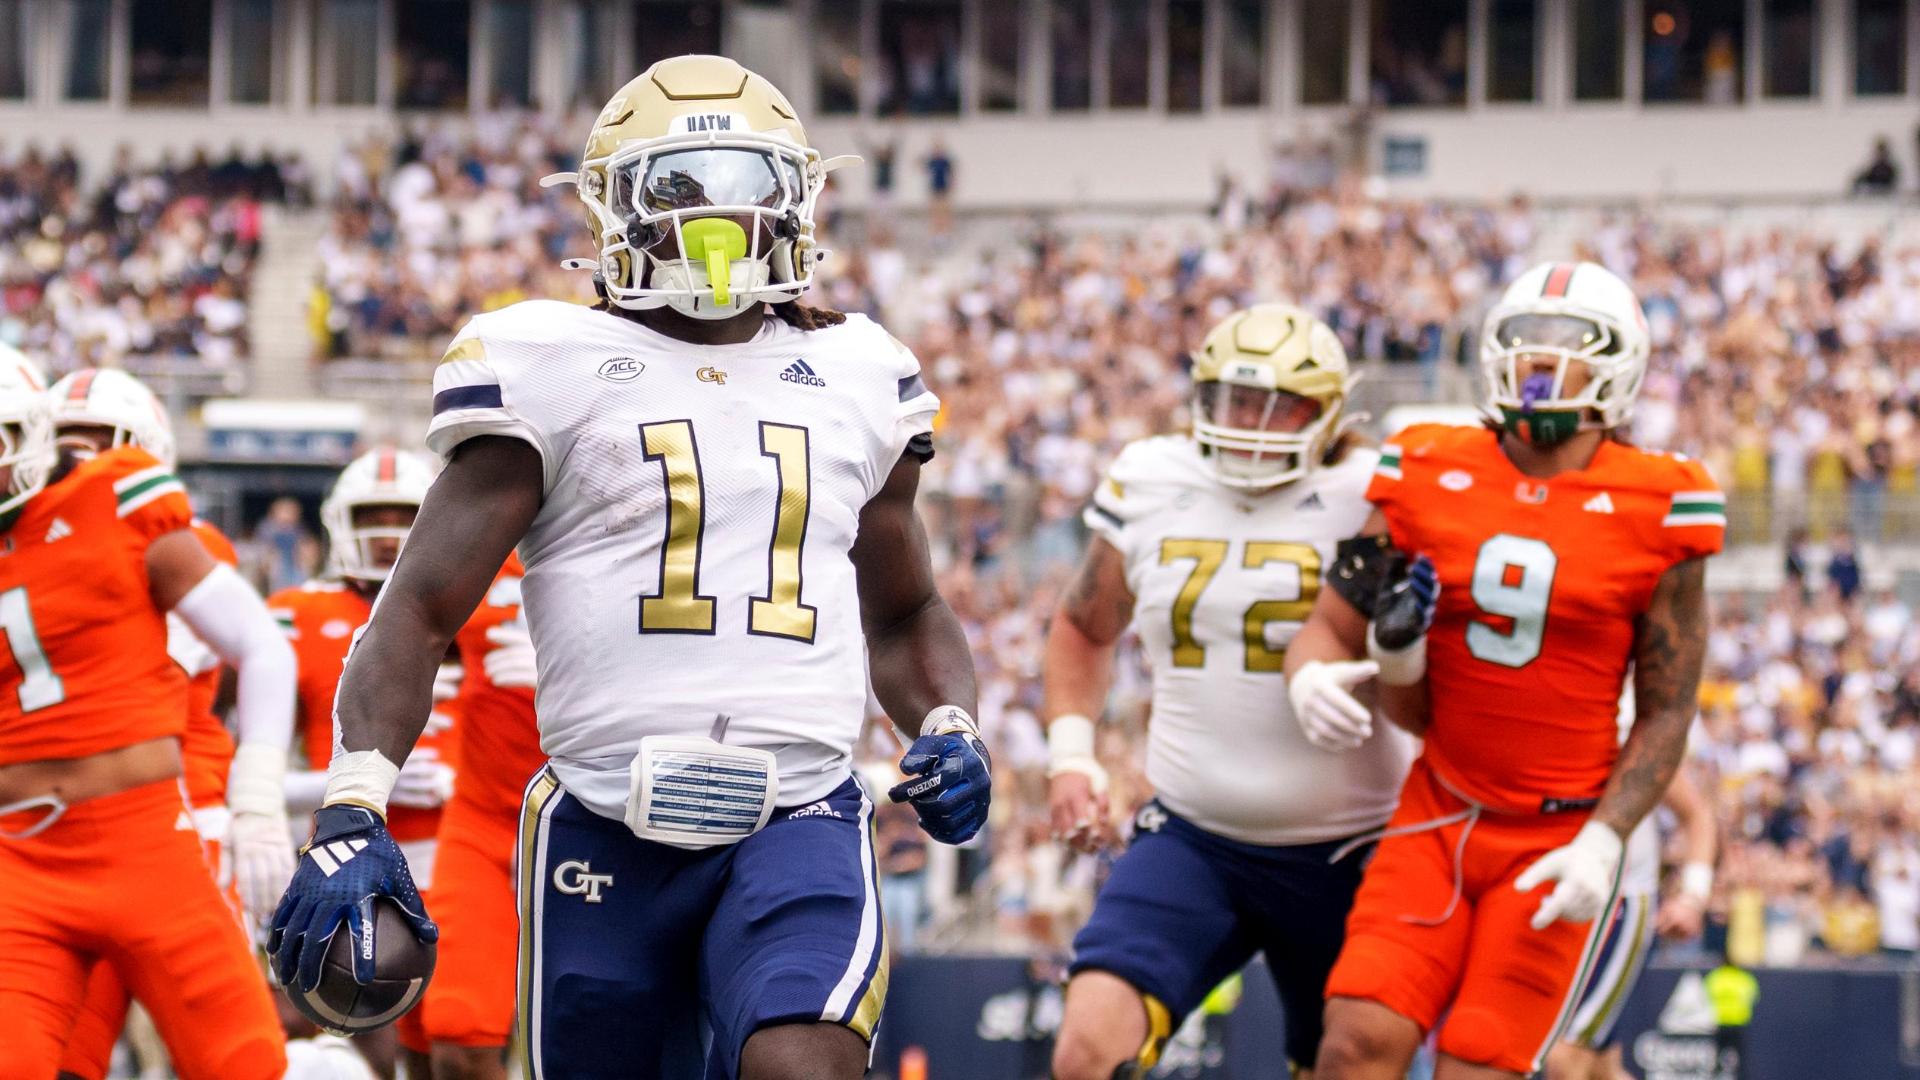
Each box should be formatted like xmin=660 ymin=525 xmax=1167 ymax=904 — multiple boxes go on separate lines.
xmin=0 ymin=345 xmax=53 ymax=521
xmin=321 ymin=447 xmax=435 ymax=584
xmin=1480 ymin=261 xmax=1650 ymax=445
xmin=48 ymin=368 xmax=175 ymax=467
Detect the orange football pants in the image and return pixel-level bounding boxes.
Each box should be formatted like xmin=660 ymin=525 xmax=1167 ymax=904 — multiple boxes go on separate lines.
xmin=0 ymin=781 xmax=283 ymax=1080
xmin=1325 ymin=757 xmax=1615 ymax=1075
xmin=57 ymin=806 xmax=244 ymax=1080
xmin=416 ymin=797 xmax=520 ymax=1049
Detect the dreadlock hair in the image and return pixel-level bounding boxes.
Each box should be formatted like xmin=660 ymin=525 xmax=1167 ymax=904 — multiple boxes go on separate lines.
xmin=773 ymin=302 xmax=847 ymax=331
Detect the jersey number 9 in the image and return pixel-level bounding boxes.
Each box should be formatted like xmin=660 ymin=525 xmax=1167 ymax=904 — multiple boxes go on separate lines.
xmin=1466 ymin=533 xmax=1557 ymax=668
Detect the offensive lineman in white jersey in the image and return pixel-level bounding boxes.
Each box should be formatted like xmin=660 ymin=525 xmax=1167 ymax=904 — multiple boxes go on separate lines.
xmin=1548 ymin=694 xmax=1717 ymax=1080
xmin=269 ymin=56 xmax=987 ymax=1080
xmin=1046 ymin=304 xmax=1415 ymax=1079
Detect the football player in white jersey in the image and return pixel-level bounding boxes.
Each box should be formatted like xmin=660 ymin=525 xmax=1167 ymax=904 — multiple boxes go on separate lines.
xmin=1045 ymin=304 xmax=1415 ymax=1080
xmin=1549 ymin=696 xmax=1716 ymax=1080
xmin=269 ymin=56 xmax=985 ymax=1080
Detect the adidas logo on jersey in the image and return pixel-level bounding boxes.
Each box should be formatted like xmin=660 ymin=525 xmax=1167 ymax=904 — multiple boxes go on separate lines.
xmin=1583 ymin=492 xmax=1615 ymax=514
xmin=780 ymin=359 xmax=827 ymax=388
xmin=789 ymin=800 xmax=843 ymax=820
xmin=308 ymin=838 xmax=371 ymax=877
xmin=43 ymin=518 xmax=72 ymax=544
xmin=1295 ymin=492 xmax=1324 ymax=511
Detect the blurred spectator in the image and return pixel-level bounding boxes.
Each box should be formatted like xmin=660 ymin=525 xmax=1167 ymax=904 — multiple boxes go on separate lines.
xmin=1852 ymin=137 xmax=1899 ymax=195
xmin=255 ymin=496 xmax=317 ymax=593
xmin=1827 ymin=532 xmax=1861 ymax=601
xmin=925 ymin=140 xmax=954 ymax=239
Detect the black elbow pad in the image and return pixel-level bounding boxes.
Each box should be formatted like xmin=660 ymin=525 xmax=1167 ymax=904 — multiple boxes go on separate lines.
xmin=1328 ymin=534 xmax=1399 ymax=613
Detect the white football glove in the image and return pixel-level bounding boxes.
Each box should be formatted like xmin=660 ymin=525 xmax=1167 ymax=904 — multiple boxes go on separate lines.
xmin=431 ymin=661 xmax=464 ymax=703
xmin=230 ymin=810 xmax=295 ymax=925
xmin=389 ymin=746 xmax=456 ymax=809
xmin=226 ymin=743 xmax=295 ymax=927
xmin=1287 ymin=659 xmax=1378 ymax=752
xmin=483 ymin=621 xmax=537 ymax=690
xmin=1515 ymin=821 xmax=1625 ymax=930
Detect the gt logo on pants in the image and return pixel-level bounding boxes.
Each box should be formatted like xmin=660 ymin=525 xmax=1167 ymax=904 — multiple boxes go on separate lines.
xmin=553 ymin=860 xmax=614 ymax=903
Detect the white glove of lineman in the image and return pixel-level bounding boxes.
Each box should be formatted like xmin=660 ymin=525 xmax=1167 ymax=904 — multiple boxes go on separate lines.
xmin=432 ymin=661 xmax=464 ymax=703
xmin=1515 ymin=821 xmax=1625 ymax=930
xmin=483 ymin=621 xmax=537 ymax=690
xmin=390 ymin=746 xmax=456 ymax=809
xmin=1287 ymin=659 xmax=1378 ymax=752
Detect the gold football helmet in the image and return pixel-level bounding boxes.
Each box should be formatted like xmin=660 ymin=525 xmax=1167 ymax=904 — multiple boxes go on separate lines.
xmin=543 ymin=55 xmax=855 ymax=320
xmin=1190 ymin=303 xmax=1353 ymax=489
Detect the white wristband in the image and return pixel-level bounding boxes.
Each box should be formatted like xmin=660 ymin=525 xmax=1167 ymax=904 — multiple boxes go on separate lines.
xmin=921 ymin=706 xmax=979 ymax=738
xmin=1046 ymin=713 xmax=1109 ymax=793
xmin=227 ymin=742 xmax=288 ymax=819
xmin=1680 ymin=861 xmax=1714 ymax=904
xmin=1048 ymin=714 xmax=1095 ymax=761
xmin=1367 ymin=625 xmax=1428 ymax=687
xmin=322 ymin=749 xmax=401 ymax=818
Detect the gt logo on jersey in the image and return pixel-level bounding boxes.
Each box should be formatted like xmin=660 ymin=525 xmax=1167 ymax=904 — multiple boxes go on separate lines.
xmin=696 ymin=366 xmax=729 ymax=385
xmin=553 ymin=860 xmax=614 ymax=903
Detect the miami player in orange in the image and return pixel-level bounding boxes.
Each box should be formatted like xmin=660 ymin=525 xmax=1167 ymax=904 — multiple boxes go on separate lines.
xmin=0 ymin=350 xmax=293 ymax=1078
xmin=269 ymin=447 xmax=456 ymax=1074
xmin=1285 ymin=261 xmax=1721 ymax=1079
xmin=416 ymin=555 xmax=543 ymax=1079
xmin=44 ymin=367 xmax=299 ymax=1080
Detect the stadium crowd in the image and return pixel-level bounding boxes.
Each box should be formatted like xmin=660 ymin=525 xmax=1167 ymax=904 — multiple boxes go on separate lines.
xmin=0 ymin=143 xmax=306 ymax=376
xmin=293 ymin=123 xmax=1920 ymax=961
xmin=36 ymin=121 xmax=1906 ymax=963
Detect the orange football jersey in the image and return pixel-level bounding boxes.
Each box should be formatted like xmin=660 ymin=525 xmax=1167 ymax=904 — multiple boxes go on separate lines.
xmin=1367 ymin=424 xmax=1724 ymax=813
xmin=174 ymin=519 xmax=240 ymax=806
xmin=0 ymin=448 xmax=192 ymax=766
xmin=267 ymin=579 xmax=454 ymax=842
xmin=445 ymin=554 xmax=543 ymax=831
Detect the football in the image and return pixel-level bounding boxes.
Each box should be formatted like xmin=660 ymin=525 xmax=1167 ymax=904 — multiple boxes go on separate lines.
xmin=283 ymin=899 xmax=436 ymax=1036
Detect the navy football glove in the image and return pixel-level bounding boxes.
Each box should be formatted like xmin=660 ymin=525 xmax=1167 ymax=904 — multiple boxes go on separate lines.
xmin=268 ymin=804 xmax=437 ymax=993
xmin=888 ymin=709 xmax=992 ymax=845
xmin=1372 ymin=553 xmax=1439 ymax=650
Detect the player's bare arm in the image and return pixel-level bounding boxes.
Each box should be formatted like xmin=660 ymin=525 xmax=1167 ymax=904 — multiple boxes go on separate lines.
xmin=1596 ymin=556 xmax=1708 ymax=838
xmin=1041 ymin=535 xmax=1133 ymax=850
xmin=852 ymin=453 xmax=977 ymax=732
xmin=854 ymin=452 xmax=991 ymax=846
xmin=1655 ymin=763 xmax=1717 ymax=939
xmin=332 ymin=436 xmax=543 ymax=766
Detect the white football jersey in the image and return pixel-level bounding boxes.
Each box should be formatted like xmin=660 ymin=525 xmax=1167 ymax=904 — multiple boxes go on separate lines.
xmin=426 ymin=300 xmax=939 ymax=819
xmin=1085 ymin=436 xmax=1414 ymax=846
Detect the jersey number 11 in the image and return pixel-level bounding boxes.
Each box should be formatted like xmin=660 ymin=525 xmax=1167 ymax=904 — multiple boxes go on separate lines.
xmin=636 ymin=419 xmax=817 ymax=643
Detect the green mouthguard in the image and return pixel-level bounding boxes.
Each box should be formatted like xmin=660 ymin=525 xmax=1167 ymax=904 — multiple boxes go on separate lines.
xmin=680 ymin=218 xmax=749 ymax=308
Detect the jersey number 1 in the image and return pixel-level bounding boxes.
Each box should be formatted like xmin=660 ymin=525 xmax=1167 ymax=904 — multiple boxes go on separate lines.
xmin=638 ymin=420 xmax=817 ymax=642
xmin=0 ymin=587 xmax=66 ymax=712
